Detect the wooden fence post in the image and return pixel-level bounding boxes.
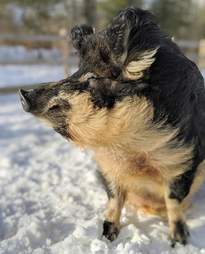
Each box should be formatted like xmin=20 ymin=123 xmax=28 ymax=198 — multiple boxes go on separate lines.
xmin=198 ymin=39 xmax=205 ymax=69
xmin=59 ymin=28 xmax=70 ymax=78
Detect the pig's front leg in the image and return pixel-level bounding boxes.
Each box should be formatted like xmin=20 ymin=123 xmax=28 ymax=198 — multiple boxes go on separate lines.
xmin=102 ymin=185 xmax=126 ymax=241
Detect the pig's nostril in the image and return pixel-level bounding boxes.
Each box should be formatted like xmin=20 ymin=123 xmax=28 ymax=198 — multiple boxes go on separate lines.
xmin=19 ymin=89 xmax=31 ymax=112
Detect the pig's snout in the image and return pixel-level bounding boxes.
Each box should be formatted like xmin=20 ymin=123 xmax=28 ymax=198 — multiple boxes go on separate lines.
xmin=19 ymin=89 xmax=34 ymax=112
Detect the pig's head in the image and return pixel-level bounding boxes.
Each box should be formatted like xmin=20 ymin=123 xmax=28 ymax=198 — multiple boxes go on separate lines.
xmin=19 ymin=79 xmax=119 ymax=147
xmin=19 ymin=78 xmax=149 ymax=148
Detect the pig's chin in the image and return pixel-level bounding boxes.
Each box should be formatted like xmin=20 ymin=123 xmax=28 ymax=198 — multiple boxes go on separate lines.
xmin=35 ymin=116 xmax=70 ymax=139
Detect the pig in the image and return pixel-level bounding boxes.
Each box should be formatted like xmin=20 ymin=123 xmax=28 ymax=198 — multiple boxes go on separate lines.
xmin=20 ymin=75 xmax=205 ymax=246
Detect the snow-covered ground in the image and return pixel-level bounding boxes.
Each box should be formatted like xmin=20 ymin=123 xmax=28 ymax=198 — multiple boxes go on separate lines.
xmin=1 ymin=66 xmax=205 ymax=253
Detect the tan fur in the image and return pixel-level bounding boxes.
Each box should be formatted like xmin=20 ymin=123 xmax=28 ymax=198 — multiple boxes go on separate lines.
xmin=105 ymin=192 xmax=126 ymax=227
xmin=55 ymin=91 xmax=199 ymax=230
xmin=127 ymin=160 xmax=205 ymax=220
xmin=65 ymin=92 xmax=193 ymax=177
xmin=123 ymin=48 xmax=158 ymax=80
xmin=165 ymin=197 xmax=185 ymax=236
xmin=79 ymin=72 xmax=96 ymax=82
xmin=126 ymin=191 xmax=167 ymax=217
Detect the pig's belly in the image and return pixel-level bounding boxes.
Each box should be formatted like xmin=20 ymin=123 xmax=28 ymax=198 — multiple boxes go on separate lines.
xmin=119 ymin=173 xmax=166 ymax=217
xmin=126 ymin=191 xmax=166 ymax=217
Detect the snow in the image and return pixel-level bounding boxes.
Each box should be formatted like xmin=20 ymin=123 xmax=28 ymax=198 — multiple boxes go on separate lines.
xmin=1 ymin=66 xmax=205 ymax=253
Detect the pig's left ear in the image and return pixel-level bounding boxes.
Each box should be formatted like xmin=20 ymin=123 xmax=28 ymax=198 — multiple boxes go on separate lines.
xmin=105 ymin=19 xmax=129 ymax=64
xmin=104 ymin=8 xmax=139 ymax=64
xmin=71 ymin=24 xmax=95 ymax=50
xmin=104 ymin=8 xmax=159 ymax=79
xmin=88 ymin=78 xmax=116 ymax=109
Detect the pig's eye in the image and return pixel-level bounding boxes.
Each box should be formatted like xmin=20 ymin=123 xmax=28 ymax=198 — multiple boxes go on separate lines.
xmin=48 ymin=100 xmax=70 ymax=113
xmin=48 ymin=105 xmax=61 ymax=112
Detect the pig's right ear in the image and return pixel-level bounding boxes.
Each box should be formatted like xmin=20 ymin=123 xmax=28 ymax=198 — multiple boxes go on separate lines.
xmin=71 ymin=25 xmax=94 ymax=50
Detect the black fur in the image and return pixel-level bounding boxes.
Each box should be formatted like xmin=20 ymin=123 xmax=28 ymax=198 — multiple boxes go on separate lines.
xmin=169 ymin=168 xmax=196 ymax=202
xmin=71 ymin=8 xmax=205 ymax=203
xmin=102 ymin=220 xmax=119 ymax=241
xmin=170 ymin=220 xmax=190 ymax=247
xmin=71 ymin=25 xmax=94 ymax=50
xmin=69 ymin=7 xmax=182 ymax=80
xmin=96 ymin=171 xmax=114 ymax=199
xmin=89 ymin=79 xmax=116 ymax=108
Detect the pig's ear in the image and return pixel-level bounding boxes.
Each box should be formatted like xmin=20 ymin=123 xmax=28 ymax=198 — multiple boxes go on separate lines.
xmin=105 ymin=22 xmax=129 ymax=64
xmin=71 ymin=24 xmax=95 ymax=50
xmin=104 ymin=9 xmax=138 ymax=64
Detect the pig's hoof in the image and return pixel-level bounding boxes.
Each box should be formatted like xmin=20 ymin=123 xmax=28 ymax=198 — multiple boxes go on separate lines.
xmin=102 ymin=220 xmax=119 ymax=241
xmin=170 ymin=220 xmax=190 ymax=247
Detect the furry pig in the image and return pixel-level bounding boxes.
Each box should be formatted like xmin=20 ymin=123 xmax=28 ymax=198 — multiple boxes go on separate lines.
xmin=20 ymin=77 xmax=205 ymax=247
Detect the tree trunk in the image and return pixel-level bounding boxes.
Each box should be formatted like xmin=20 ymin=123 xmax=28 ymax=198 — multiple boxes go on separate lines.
xmin=127 ymin=0 xmax=143 ymax=7
xmin=83 ymin=0 xmax=97 ymax=26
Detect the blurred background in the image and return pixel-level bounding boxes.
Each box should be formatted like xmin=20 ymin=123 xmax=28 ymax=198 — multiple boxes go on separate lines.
xmin=0 ymin=0 xmax=205 ymax=91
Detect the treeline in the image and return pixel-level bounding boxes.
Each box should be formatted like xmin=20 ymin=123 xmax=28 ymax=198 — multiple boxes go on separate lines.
xmin=0 ymin=0 xmax=205 ymax=40
xmin=100 ymin=0 xmax=205 ymax=40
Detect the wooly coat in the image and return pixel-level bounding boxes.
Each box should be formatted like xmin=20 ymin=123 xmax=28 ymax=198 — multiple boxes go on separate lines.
xmin=64 ymin=7 xmax=205 ymax=245
xmin=20 ymin=69 xmax=205 ymax=246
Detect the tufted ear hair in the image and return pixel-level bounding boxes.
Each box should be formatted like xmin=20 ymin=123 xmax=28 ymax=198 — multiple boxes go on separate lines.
xmin=123 ymin=48 xmax=158 ymax=80
xmin=104 ymin=8 xmax=158 ymax=75
xmin=104 ymin=8 xmax=140 ymax=64
xmin=71 ymin=24 xmax=95 ymax=50
xmin=104 ymin=16 xmax=130 ymax=64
